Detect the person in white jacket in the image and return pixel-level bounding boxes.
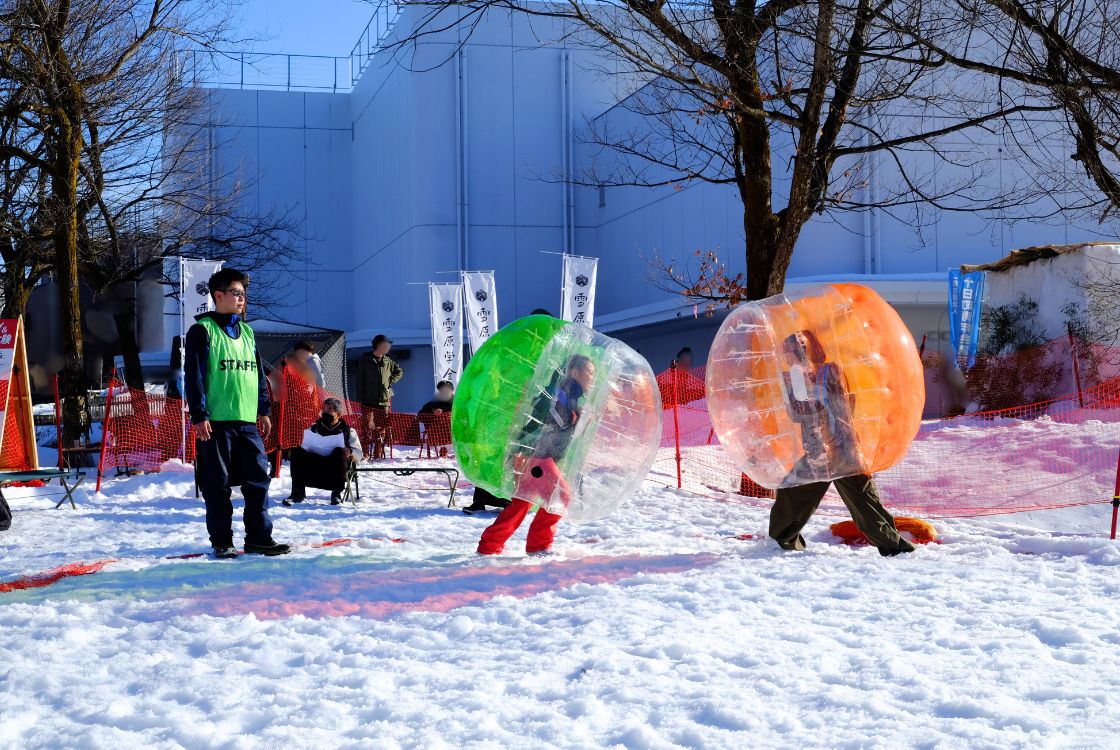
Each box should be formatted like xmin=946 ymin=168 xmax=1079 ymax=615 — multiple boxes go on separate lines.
xmin=283 ymin=398 xmax=362 ymax=506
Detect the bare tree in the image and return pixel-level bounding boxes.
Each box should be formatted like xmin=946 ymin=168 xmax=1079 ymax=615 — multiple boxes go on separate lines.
xmin=877 ymin=1 xmax=1120 ymax=224
xmin=0 ymin=0 xmax=220 ymax=438
xmin=0 ymin=75 xmax=52 ymax=318
xmin=0 ymin=2 xmax=305 ymax=422
xmin=383 ymin=0 xmax=1056 ymax=303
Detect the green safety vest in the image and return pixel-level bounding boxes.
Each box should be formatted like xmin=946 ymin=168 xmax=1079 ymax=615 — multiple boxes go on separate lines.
xmin=198 ymin=317 xmax=259 ymax=423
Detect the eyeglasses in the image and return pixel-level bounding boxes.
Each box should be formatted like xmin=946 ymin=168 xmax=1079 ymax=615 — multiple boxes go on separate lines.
xmin=219 ymin=289 xmax=247 ymax=299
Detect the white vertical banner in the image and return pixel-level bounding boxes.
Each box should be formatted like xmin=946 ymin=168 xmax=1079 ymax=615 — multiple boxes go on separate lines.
xmin=180 ymin=259 xmax=225 ymax=322
xmin=560 ymin=253 xmax=598 ymax=327
xmin=429 ymin=282 xmax=464 ymax=386
xmin=178 ymin=258 xmax=223 ymax=460
xmin=462 ymin=271 xmax=498 ymax=354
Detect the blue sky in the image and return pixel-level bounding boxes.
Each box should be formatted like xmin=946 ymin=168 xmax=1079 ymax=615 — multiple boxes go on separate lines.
xmin=236 ymin=0 xmax=375 ymax=56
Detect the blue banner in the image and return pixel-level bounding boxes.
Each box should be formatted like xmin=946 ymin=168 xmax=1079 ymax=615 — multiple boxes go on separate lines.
xmin=948 ymin=269 xmax=986 ymax=367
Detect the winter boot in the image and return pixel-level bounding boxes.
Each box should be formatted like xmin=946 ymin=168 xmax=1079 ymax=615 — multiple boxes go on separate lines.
xmin=244 ymin=540 xmax=292 ymax=556
xmin=879 ymin=538 xmax=917 ymax=557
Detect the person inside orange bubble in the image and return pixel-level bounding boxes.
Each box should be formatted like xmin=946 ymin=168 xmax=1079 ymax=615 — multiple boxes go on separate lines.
xmin=780 ymin=330 xmax=859 ymax=475
xmin=770 ymin=330 xmax=915 ymax=557
xmin=477 ymin=354 xmax=594 ymax=556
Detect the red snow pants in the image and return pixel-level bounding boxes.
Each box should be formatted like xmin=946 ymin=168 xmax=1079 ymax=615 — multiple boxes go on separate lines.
xmin=476 ymin=499 xmax=562 ymax=555
xmin=477 ymin=457 xmax=568 ymax=555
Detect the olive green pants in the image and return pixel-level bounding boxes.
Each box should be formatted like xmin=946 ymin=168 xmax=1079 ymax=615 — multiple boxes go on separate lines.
xmin=769 ymin=474 xmax=914 ymax=555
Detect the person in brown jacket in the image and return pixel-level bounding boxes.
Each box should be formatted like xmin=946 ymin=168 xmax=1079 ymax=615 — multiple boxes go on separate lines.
xmin=355 ymin=334 xmax=404 ymax=458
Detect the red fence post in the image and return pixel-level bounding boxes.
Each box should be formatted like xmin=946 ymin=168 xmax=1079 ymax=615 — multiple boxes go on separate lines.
xmin=1068 ymin=324 xmax=1085 ymax=408
xmin=53 ymin=373 xmax=63 ymax=469
xmin=1111 ymin=446 xmax=1120 ymax=541
xmin=273 ymin=362 xmax=287 ymax=479
xmin=671 ymin=362 xmax=683 ymax=490
xmin=388 ymin=399 xmax=394 ymax=460
xmin=95 ymin=372 xmax=117 ymax=493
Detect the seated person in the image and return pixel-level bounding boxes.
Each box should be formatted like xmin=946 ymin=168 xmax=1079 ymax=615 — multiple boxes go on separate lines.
xmin=419 ymin=380 xmax=455 ymax=458
xmin=419 ymin=380 xmax=455 ymax=414
xmin=283 ymin=398 xmax=362 ymax=506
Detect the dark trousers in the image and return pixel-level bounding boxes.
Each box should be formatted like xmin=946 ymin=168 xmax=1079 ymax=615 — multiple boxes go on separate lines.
xmin=290 ymin=447 xmax=348 ymax=492
xmin=769 ymin=473 xmax=910 ymax=554
xmin=469 ymin=486 xmax=508 ymax=508
xmin=196 ymin=422 xmax=273 ymax=548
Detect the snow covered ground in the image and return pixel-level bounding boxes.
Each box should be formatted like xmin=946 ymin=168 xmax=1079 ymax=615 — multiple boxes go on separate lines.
xmin=1 ymin=454 xmax=1118 ymax=748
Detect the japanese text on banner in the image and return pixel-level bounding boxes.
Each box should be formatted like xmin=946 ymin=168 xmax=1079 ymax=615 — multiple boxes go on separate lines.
xmin=428 ymin=283 xmax=464 ymax=386
xmin=462 ymin=271 xmax=498 ymax=354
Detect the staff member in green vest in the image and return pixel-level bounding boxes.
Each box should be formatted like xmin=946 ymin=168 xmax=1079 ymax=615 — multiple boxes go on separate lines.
xmin=185 ymin=268 xmax=290 ymax=558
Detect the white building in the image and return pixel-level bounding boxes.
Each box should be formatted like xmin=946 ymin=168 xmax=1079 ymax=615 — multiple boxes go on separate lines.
xmin=181 ymin=6 xmax=1109 ymax=410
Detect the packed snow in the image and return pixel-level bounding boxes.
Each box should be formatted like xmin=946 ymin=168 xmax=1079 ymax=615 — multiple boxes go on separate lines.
xmin=1 ymin=437 xmax=1118 ymax=748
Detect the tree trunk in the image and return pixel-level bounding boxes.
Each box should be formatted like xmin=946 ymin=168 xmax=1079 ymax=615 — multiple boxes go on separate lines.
xmin=735 ymin=70 xmax=791 ymax=302
xmin=0 ymin=276 xmax=33 ymax=320
xmin=743 ymin=207 xmax=787 ymax=301
xmin=53 ymin=107 xmax=90 ymax=445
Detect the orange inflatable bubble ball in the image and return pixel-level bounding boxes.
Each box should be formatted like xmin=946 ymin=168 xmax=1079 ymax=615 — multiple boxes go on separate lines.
xmin=705 ymin=283 xmax=924 ymax=489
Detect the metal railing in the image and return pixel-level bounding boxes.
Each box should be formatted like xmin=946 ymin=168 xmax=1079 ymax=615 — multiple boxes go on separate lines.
xmin=171 ymin=0 xmax=402 ymax=93
xmin=172 ymin=49 xmax=353 ymax=93
xmin=349 ymin=0 xmax=404 ymax=85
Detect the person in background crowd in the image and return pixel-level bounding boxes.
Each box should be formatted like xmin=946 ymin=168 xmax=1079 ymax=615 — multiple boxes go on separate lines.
xmin=356 ymin=334 xmax=404 ymax=459
xmin=167 ymin=335 xmax=185 ymax=400
xmin=283 ymin=397 xmax=362 ymax=506
xmin=476 ymin=354 xmax=595 ymax=554
xmin=418 ymin=379 xmax=455 ymax=459
xmin=185 ymin=268 xmax=289 ymax=558
xmin=291 ymin=340 xmax=327 ymax=389
xmin=937 ymin=347 xmax=970 ymax=417
xmin=419 ymin=380 xmax=455 ymax=415
xmin=664 ymin=346 xmax=705 ymax=405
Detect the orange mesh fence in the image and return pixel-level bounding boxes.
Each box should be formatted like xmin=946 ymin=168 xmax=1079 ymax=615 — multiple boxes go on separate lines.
xmin=271 ymin=365 xmax=456 ymax=460
xmin=100 ymin=366 xmax=458 ymax=486
xmin=876 ymin=377 xmax=1120 ymax=517
xmin=99 ymin=380 xmax=196 ymax=476
xmin=923 ymin=334 xmax=1120 ymax=417
xmin=653 ymin=353 xmax=1120 ymax=518
xmin=0 ymin=378 xmax=33 ymax=472
xmin=98 ymin=334 xmax=1120 ymax=519
xmin=0 ymin=560 xmax=116 ymax=593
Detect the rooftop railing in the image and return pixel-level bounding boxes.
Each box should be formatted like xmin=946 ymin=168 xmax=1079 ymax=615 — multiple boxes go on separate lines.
xmin=174 ymin=0 xmax=402 ymax=93
xmin=172 ymin=50 xmax=353 ymax=93
xmin=349 ymin=0 xmax=403 ymax=85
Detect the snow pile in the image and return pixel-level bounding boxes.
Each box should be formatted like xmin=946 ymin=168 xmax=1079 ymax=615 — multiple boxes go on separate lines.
xmin=0 ymin=447 xmax=1118 ymax=746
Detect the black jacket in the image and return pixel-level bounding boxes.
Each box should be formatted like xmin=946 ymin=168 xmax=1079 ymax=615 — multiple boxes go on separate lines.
xmin=355 ymin=352 xmax=404 ymax=408
xmin=304 ymin=416 xmax=362 ymax=456
xmin=515 ymin=376 xmax=584 ymax=459
xmin=419 ymin=397 xmax=453 ymax=414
